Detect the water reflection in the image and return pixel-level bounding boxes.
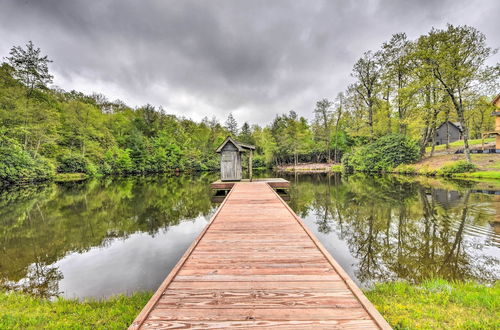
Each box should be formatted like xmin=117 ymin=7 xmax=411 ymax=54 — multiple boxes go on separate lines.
xmin=282 ymin=173 xmax=500 ymax=287
xmin=0 ymin=172 xmax=499 ymax=299
xmin=0 ymin=173 xmax=218 ymax=298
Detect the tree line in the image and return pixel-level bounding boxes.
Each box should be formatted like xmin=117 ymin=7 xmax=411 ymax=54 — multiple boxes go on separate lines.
xmin=0 ymin=24 xmax=498 ymax=184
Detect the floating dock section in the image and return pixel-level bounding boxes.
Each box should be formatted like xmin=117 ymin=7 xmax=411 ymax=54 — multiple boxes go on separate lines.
xmin=130 ymin=182 xmax=390 ymax=329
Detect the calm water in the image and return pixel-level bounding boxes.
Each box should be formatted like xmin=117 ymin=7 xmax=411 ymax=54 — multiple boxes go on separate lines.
xmin=1 ymin=172 xmax=499 ymax=299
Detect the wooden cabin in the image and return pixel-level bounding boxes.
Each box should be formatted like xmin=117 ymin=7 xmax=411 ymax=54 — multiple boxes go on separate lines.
xmin=216 ymin=136 xmax=255 ymax=181
xmin=482 ymin=94 xmax=500 ymax=150
xmin=435 ymin=121 xmax=463 ymax=145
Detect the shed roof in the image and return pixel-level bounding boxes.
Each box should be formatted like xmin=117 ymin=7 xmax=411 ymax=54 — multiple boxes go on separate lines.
xmin=216 ymin=136 xmax=255 ymax=153
xmin=437 ymin=121 xmax=463 ymax=132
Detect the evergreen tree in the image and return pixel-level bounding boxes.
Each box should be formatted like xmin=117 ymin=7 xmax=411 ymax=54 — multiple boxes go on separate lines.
xmin=225 ymin=113 xmax=238 ymax=136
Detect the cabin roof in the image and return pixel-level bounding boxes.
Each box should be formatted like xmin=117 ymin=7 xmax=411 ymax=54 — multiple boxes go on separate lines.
xmin=492 ymin=93 xmax=500 ymax=107
xmin=437 ymin=121 xmax=463 ymax=132
xmin=216 ymin=136 xmax=255 ymax=153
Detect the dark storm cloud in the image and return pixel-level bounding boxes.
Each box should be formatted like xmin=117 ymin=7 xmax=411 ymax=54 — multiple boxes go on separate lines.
xmin=0 ymin=0 xmax=498 ymax=124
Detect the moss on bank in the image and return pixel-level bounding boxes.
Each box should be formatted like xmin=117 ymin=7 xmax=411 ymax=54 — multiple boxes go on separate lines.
xmin=1 ymin=280 xmax=499 ymax=329
xmin=54 ymin=172 xmax=89 ymax=182
xmin=366 ymin=279 xmax=500 ymax=329
xmin=0 ymin=291 xmax=152 ymax=329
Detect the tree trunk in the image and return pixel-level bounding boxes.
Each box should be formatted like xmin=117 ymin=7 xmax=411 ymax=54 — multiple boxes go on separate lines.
xmin=445 ymin=113 xmax=450 ymax=150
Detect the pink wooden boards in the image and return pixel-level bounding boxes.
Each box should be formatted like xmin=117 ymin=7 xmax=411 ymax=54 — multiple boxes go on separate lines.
xmin=130 ymin=182 xmax=391 ymax=329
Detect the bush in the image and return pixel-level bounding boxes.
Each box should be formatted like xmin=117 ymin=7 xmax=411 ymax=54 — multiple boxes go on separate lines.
xmin=0 ymin=136 xmax=54 ymax=184
xmin=438 ymin=160 xmax=477 ymax=176
xmin=102 ymin=147 xmax=134 ymax=174
xmin=252 ymin=155 xmax=267 ymax=169
xmin=57 ymin=153 xmax=92 ymax=174
xmin=343 ymin=134 xmax=420 ymax=172
xmin=393 ymin=164 xmax=417 ymax=174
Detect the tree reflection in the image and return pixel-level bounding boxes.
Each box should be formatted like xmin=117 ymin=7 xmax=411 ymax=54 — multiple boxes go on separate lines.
xmin=0 ymin=173 xmax=218 ymax=298
xmin=286 ymin=173 xmax=500 ymax=285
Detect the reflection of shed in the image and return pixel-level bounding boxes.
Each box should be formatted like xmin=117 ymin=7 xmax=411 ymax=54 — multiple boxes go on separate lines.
xmin=216 ymin=136 xmax=255 ymax=182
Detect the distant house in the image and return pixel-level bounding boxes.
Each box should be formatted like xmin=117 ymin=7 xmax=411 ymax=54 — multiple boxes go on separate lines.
xmin=435 ymin=121 xmax=463 ymax=145
xmin=493 ymin=93 xmax=500 ymax=108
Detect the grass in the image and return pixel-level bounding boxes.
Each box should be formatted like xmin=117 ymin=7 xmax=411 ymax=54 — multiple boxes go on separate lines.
xmin=366 ymin=279 xmax=500 ymax=329
xmin=0 ymin=291 xmax=152 ymax=329
xmin=425 ymin=137 xmax=494 ymax=153
xmin=2 ymin=280 xmax=499 ymax=329
xmin=54 ymin=172 xmax=88 ymax=182
xmin=453 ymin=171 xmax=500 ymax=179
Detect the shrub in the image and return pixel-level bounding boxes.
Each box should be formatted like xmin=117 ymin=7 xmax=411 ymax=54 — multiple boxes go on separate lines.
xmin=393 ymin=164 xmax=417 ymax=174
xmin=0 ymin=135 xmax=54 ymax=184
xmin=438 ymin=161 xmax=477 ymax=176
xmin=331 ymin=164 xmax=343 ymax=172
xmin=343 ymin=134 xmax=420 ymax=172
xmin=57 ymin=153 xmax=91 ymax=174
xmin=102 ymin=147 xmax=134 ymax=174
xmin=252 ymin=155 xmax=267 ymax=169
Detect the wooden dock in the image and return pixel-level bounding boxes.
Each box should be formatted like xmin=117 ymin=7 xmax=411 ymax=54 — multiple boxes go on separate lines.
xmin=210 ymin=178 xmax=290 ymax=191
xmin=130 ymin=182 xmax=390 ymax=329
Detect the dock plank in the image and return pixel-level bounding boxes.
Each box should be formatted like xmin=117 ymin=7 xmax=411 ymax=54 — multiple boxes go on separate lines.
xmin=130 ymin=182 xmax=391 ymax=329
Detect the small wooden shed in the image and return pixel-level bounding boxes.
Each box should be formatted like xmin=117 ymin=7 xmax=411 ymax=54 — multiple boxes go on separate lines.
xmin=216 ymin=136 xmax=255 ymax=181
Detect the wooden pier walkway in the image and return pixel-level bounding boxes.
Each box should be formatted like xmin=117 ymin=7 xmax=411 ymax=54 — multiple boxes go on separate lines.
xmin=130 ymin=182 xmax=390 ymax=329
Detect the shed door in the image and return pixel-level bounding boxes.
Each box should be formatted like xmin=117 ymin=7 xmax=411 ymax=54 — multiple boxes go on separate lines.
xmin=221 ymin=151 xmax=239 ymax=181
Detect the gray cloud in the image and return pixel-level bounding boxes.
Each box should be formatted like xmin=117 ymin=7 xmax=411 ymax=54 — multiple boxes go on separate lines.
xmin=0 ymin=0 xmax=498 ymax=125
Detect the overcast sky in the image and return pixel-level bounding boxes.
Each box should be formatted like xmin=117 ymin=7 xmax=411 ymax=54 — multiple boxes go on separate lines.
xmin=0 ymin=0 xmax=499 ymax=125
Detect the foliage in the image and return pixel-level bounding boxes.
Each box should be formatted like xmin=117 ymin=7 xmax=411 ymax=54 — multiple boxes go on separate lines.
xmin=392 ymin=164 xmax=417 ymax=174
xmin=344 ymin=134 xmax=420 ymax=172
xmin=366 ymin=279 xmax=500 ymax=329
xmin=225 ymin=112 xmax=238 ymax=136
xmin=453 ymin=171 xmax=500 ymax=179
xmin=1 ymin=26 xmax=498 ymax=186
xmin=6 ymin=41 xmax=53 ymax=94
xmin=0 ymin=290 xmax=151 ymax=329
xmin=438 ymin=161 xmax=478 ymax=176
xmin=56 ymin=153 xmax=93 ymax=174
xmin=0 ymin=134 xmax=53 ymax=184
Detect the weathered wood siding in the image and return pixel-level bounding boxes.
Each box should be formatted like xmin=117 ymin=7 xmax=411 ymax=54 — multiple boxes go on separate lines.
xmin=220 ymin=141 xmax=242 ymax=181
xmin=435 ymin=123 xmax=461 ymax=145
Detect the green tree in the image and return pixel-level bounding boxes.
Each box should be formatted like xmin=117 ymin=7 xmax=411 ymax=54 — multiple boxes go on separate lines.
xmin=415 ymin=25 xmax=498 ymax=162
xmin=239 ymin=122 xmax=253 ymax=144
xmin=6 ymin=41 xmax=53 ymax=96
xmin=225 ymin=113 xmax=238 ymax=136
xmin=351 ymin=51 xmax=381 ymax=139
xmin=379 ymin=33 xmax=415 ymax=134
xmin=313 ymin=98 xmax=333 ymax=162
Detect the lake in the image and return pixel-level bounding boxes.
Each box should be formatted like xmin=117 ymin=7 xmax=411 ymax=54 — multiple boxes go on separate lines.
xmin=1 ymin=172 xmax=499 ymax=299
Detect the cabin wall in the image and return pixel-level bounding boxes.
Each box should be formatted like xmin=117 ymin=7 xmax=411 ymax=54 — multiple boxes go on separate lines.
xmin=220 ymin=142 xmax=242 ymax=181
xmin=435 ymin=124 xmax=461 ymax=145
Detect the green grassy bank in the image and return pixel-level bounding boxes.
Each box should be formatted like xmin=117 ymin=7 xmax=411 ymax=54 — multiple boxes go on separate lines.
xmin=0 ymin=291 xmax=151 ymax=329
xmin=366 ymin=279 xmax=500 ymax=329
xmin=1 ymin=279 xmax=498 ymax=329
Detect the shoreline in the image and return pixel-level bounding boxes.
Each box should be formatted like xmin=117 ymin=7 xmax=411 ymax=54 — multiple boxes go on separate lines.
xmin=1 ymin=279 xmax=497 ymax=328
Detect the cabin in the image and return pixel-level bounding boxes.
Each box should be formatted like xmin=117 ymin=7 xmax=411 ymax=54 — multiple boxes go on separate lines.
xmin=216 ymin=136 xmax=255 ymax=181
xmin=481 ymin=94 xmax=500 ymax=150
xmin=435 ymin=121 xmax=463 ymax=145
